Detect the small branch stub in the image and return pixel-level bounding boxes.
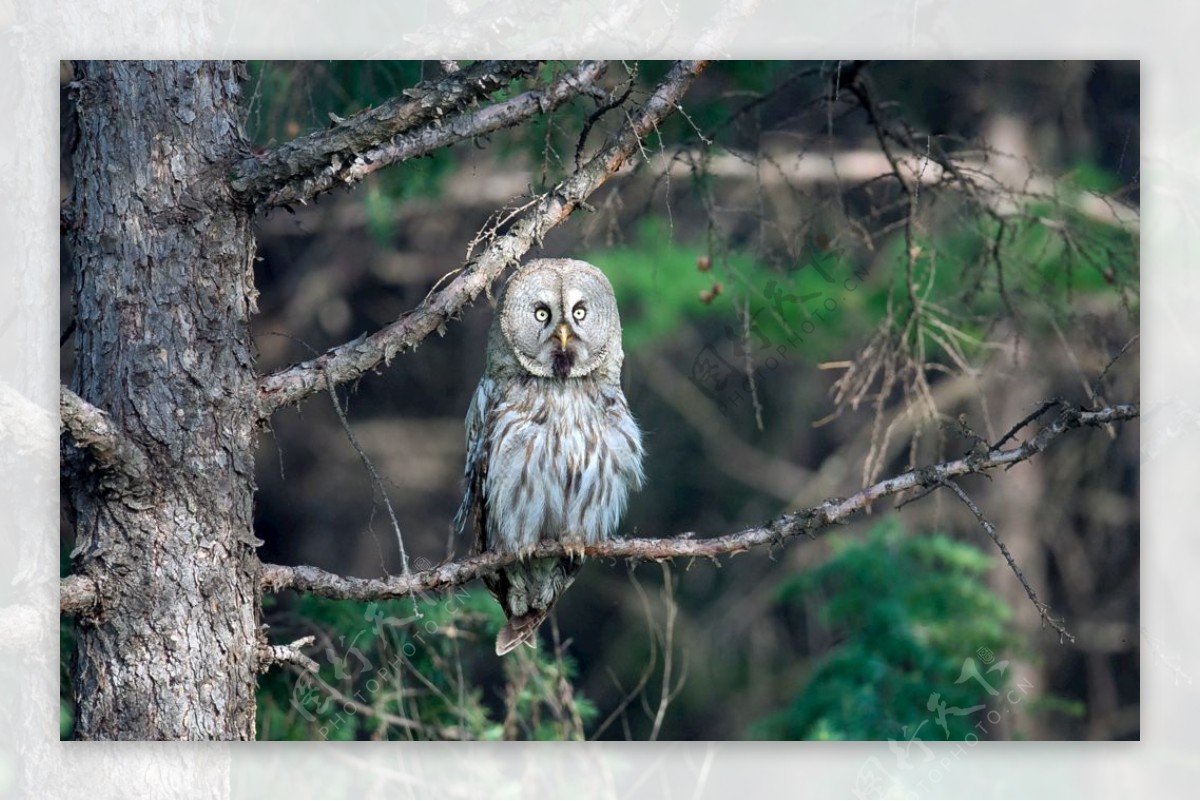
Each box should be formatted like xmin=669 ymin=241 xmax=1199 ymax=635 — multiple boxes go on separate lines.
xmin=60 ymin=573 xmax=99 ymax=616
xmin=258 ymin=635 xmax=319 ymax=674
xmin=59 ymin=386 xmax=151 ymax=485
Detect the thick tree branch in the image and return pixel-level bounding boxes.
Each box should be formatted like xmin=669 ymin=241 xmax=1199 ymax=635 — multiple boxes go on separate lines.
xmin=233 ymin=61 xmax=604 ymax=211
xmin=231 ymin=60 xmax=541 ymax=209
xmin=256 ymin=59 xmax=709 ymax=419
xmin=251 ymin=402 xmax=1138 ymax=606
xmin=59 ymin=386 xmax=150 ymax=483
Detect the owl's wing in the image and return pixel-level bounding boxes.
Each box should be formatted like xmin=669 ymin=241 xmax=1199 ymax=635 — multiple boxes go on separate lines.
xmin=454 ymin=375 xmax=496 ymax=555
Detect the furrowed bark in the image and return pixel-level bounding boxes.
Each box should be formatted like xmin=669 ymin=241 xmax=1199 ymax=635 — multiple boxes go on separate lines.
xmin=66 ymin=60 xmax=261 ymax=741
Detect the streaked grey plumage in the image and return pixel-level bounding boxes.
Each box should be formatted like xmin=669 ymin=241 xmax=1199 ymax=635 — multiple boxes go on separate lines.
xmin=456 ymin=258 xmax=645 ymax=655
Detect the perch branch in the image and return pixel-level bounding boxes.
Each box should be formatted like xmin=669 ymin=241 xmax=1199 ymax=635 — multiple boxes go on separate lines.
xmin=231 ymin=60 xmax=543 ymax=210
xmin=60 ymin=386 xmax=150 ymax=484
xmin=60 ymin=402 xmax=1136 ymax=616
xmin=252 ymin=403 xmax=1137 ymax=617
xmin=256 ymin=59 xmax=709 ymax=419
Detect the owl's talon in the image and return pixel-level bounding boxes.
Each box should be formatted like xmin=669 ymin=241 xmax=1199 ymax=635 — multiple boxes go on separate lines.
xmin=562 ymin=540 xmax=587 ymax=560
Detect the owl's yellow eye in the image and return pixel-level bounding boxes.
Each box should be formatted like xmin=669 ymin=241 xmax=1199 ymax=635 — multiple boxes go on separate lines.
xmin=534 ymin=307 xmax=551 ymax=323
xmin=572 ymin=306 xmax=587 ymax=322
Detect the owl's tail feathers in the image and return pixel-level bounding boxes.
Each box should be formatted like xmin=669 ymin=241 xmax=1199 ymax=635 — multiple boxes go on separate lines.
xmin=495 ymin=609 xmax=549 ymax=656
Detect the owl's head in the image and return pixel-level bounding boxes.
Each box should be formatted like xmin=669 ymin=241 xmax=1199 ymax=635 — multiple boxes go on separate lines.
xmin=495 ymin=258 xmax=624 ymax=380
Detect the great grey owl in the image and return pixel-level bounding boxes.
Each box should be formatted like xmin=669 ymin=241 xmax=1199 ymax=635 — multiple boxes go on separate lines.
xmin=455 ymin=258 xmax=645 ymax=655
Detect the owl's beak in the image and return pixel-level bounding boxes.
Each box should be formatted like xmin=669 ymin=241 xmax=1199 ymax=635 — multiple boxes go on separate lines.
xmin=554 ymin=322 xmax=572 ymax=350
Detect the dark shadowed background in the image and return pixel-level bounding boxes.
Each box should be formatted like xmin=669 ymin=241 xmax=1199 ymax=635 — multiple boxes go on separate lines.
xmin=61 ymin=60 xmax=1140 ymax=741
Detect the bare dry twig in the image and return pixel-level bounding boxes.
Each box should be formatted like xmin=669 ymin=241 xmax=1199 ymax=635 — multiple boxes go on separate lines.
xmin=646 ymin=563 xmax=685 ymax=741
xmin=935 ymin=477 xmax=1074 ymax=643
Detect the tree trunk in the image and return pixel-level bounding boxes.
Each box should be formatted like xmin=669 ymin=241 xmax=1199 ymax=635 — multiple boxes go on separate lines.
xmin=66 ymin=60 xmax=261 ymax=740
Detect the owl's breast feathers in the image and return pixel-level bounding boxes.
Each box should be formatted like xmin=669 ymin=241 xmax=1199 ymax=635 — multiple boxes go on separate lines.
xmin=457 ymin=370 xmax=644 ymax=654
xmin=479 ymin=376 xmax=643 ymax=555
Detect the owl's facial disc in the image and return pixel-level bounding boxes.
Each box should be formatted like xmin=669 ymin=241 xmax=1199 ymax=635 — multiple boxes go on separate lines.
xmin=499 ymin=259 xmax=621 ymax=380
xmin=521 ymin=293 xmax=595 ymax=379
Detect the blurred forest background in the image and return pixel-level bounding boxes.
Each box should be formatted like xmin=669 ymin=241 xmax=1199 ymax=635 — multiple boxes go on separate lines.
xmin=60 ymin=60 xmax=1140 ymax=742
